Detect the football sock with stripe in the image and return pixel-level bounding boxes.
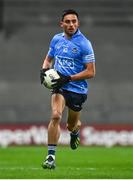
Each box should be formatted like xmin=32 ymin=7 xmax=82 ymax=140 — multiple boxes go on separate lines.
xmin=48 ymin=144 xmax=56 ymax=156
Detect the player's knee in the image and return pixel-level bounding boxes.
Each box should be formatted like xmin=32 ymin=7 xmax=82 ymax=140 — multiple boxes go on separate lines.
xmin=51 ymin=110 xmax=62 ymax=122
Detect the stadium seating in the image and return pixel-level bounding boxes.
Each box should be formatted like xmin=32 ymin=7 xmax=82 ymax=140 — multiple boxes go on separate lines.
xmin=3 ymin=0 xmax=133 ymax=33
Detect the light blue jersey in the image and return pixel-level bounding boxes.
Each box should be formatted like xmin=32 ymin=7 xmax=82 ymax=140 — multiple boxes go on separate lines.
xmin=47 ymin=30 xmax=95 ymax=94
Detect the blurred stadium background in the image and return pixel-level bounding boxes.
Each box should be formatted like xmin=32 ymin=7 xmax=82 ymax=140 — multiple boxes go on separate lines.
xmin=0 ymin=0 xmax=133 ymax=147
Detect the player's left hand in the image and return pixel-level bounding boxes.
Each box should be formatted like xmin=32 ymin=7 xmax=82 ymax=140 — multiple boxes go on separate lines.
xmin=51 ymin=72 xmax=71 ymax=88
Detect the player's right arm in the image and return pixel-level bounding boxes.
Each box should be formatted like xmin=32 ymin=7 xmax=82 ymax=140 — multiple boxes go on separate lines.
xmin=40 ymin=55 xmax=53 ymax=84
xmin=42 ymin=55 xmax=53 ymax=69
xmin=40 ymin=34 xmax=56 ymax=84
xmin=40 ymin=34 xmax=60 ymax=84
xmin=42 ymin=33 xmax=62 ymax=69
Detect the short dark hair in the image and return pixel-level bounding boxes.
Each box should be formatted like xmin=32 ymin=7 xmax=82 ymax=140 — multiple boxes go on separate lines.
xmin=61 ymin=9 xmax=79 ymax=21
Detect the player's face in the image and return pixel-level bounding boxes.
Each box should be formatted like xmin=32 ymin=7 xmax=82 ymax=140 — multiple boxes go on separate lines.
xmin=60 ymin=14 xmax=79 ymax=38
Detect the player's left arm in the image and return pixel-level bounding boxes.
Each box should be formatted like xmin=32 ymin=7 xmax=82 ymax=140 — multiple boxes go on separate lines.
xmin=52 ymin=62 xmax=95 ymax=89
xmin=71 ymin=39 xmax=96 ymax=81
xmin=71 ymin=62 xmax=96 ymax=81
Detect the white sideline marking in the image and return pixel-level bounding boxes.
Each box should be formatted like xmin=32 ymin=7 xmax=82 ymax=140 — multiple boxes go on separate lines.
xmin=63 ymin=167 xmax=96 ymax=171
xmin=0 ymin=167 xmax=96 ymax=171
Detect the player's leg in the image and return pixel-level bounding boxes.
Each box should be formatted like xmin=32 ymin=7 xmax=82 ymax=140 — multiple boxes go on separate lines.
xmin=64 ymin=90 xmax=87 ymax=150
xmin=67 ymin=109 xmax=81 ymax=150
xmin=42 ymin=93 xmax=65 ymax=169
xmin=48 ymin=93 xmax=65 ymax=144
xmin=67 ymin=108 xmax=81 ymax=132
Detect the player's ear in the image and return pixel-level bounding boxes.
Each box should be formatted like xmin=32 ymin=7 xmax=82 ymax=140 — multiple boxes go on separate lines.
xmin=78 ymin=20 xmax=80 ymax=27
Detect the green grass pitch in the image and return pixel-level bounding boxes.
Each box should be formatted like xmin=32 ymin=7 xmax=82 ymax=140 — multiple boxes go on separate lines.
xmin=0 ymin=146 xmax=133 ymax=179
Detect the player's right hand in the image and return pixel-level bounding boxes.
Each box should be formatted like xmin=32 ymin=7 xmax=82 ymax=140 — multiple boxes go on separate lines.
xmin=40 ymin=68 xmax=49 ymax=84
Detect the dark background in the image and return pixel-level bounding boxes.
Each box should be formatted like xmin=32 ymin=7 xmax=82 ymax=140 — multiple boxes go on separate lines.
xmin=0 ymin=0 xmax=133 ymax=124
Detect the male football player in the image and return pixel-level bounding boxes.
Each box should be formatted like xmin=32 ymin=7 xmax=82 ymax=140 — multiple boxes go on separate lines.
xmin=40 ymin=9 xmax=96 ymax=169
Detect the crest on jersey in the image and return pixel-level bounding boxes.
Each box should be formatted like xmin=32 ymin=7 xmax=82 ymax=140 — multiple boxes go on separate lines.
xmin=72 ymin=48 xmax=78 ymax=53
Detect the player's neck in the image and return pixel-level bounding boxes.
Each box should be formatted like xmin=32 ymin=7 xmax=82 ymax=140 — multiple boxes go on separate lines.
xmin=64 ymin=29 xmax=78 ymax=39
xmin=64 ymin=33 xmax=73 ymax=39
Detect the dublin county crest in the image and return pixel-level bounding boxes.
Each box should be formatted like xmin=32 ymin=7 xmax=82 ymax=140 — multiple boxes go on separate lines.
xmin=72 ymin=47 xmax=78 ymax=53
